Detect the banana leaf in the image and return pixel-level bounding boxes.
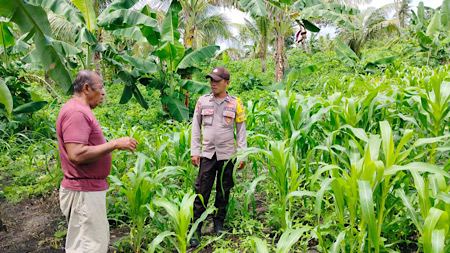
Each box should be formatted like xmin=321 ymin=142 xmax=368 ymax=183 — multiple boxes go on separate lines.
xmin=97 ymin=0 xmax=140 ymax=20
xmin=27 ymin=0 xmax=83 ymax=26
xmin=179 ymin=80 xmax=210 ymax=95
xmin=13 ymin=101 xmax=48 ymax=114
xmin=162 ymin=96 xmax=189 ymax=122
xmin=1 ymin=0 xmax=73 ymax=93
xmin=0 ymin=22 xmax=14 ymax=47
xmin=0 ymin=79 xmax=13 ymax=117
xmin=72 ymin=0 xmax=97 ymax=32
xmin=426 ymin=11 xmax=441 ymax=41
xmin=97 ymin=9 xmax=158 ymax=30
xmin=177 ymin=45 xmax=220 ymax=70
xmin=238 ymin=0 xmax=267 ymax=16
xmin=302 ymin=19 xmax=320 ymax=32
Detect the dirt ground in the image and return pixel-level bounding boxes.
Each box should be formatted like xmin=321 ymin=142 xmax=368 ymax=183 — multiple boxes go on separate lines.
xmin=0 ymin=190 xmax=64 ymax=252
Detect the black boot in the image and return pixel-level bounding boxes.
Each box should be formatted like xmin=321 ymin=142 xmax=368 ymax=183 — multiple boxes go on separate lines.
xmin=214 ymin=222 xmax=226 ymax=237
xmin=190 ymin=229 xmax=201 ymax=247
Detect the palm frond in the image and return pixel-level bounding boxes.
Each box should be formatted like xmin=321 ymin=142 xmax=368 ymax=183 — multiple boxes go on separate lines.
xmin=48 ymin=13 xmax=78 ymax=43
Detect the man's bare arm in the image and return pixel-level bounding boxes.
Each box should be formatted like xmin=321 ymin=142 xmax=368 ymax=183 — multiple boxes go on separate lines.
xmin=65 ymin=137 xmax=138 ymax=165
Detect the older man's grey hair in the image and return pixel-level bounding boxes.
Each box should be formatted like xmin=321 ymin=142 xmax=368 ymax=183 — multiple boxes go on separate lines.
xmin=73 ymin=70 xmax=98 ymax=94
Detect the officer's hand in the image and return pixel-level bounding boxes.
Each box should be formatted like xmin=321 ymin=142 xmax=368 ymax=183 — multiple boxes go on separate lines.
xmin=191 ymin=156 xmax=200 ymax=167
xmin=113 ymin=137 xmax=138 ymax=154
xmin=237 ymin=161 xmax=246 ymax=170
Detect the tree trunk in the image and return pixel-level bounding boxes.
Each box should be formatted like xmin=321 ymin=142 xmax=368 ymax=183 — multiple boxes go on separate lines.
xmin=183 ymin=25 xmax=195 ymax=107
xmin=275 ymin=34 xmax=286 ymax=82
xmin=184 ymin=24 xmax=195 ymax=50
xmin=94 ymin=29 xmax=103 ymax=76
xmin=260 ymin=39 xmax=266 ymax=72
xmin=260 ymin=50 xmax=266 ymax=73
xmin=394 ymin=0 xmax=401 ymax=27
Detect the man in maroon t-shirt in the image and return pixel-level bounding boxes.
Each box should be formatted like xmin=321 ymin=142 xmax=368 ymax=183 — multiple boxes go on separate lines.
xmin=56 ymin=70 xmax=138 ymax=253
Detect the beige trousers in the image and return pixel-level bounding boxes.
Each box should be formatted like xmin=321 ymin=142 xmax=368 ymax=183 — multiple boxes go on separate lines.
xmin=59 ymin=187 xmax=109 ymax=253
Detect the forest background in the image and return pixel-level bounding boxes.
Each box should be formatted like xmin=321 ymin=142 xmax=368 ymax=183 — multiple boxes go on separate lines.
xmin=0 ymin=0 xmax=449 ymax=252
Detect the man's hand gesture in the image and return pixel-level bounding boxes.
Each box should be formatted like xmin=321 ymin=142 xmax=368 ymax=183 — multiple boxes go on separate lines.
xmin=113 ymin=137 xmax=138 ymax=154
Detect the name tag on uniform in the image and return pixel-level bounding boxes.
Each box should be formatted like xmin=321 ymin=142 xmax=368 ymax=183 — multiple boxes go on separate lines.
xmin=223 ymin=111 xmax=235 ymax=118
xmin=202 ymin=109 xmax=214 ymax=115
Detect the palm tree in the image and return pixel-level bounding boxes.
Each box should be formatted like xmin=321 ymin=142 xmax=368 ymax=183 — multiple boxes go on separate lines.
xmin=338 ymin=5 xmax=400 ymax=55
xmin=394 ymin=0 xmax=412 ymax=28
xmin=139 ymin=0 xmax=232 ymax=50
xmin=236 ymin=16 xmax=273 ymax=72
xmin=180 ymin=4 xmax=231 ymax=50
xmin=326 ymin=0 xmax=372 ymax=6
xmin=190 ymin=0 xmax=356 ymax=81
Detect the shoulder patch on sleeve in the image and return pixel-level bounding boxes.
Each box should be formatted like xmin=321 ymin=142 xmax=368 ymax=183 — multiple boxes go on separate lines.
xmin=194 ymin=100 xmax=201 ymax=113
xmin=235 ymin=97 xmax=246 ymax=123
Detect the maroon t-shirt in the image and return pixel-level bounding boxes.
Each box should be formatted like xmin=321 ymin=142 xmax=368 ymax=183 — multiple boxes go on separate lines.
xmin=56 ymin=98 xmax=112 ymax=191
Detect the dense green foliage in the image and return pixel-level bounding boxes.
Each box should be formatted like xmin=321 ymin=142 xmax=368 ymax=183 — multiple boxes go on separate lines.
xmin=1 ymin=0 xmax=449 ymax=252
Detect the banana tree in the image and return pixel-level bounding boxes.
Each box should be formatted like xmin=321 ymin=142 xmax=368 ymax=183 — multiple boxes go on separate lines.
xmin=27 ymin=0 xmax=128 ymax=75
xmin=99 ymin=0 xmax=220 ymax=121
xmin=0 ymin=0 xmax=73 ymax=92
xmin=0 ymin=21 xmax=15 ymax=69
xmin=409 ymin=0 xmax=450 ymax=65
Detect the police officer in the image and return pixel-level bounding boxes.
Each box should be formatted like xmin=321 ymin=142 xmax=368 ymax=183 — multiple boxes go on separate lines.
xmin=190 ymin=66 xmax=247 ymax=247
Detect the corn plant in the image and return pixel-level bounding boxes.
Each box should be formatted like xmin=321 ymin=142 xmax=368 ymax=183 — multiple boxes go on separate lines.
xmin=238 ymin=140 xmax=314 ymax=230
xmin=395 ymin=167 xmax=450 ymax=252
xmin=311 ymin=120 xmax=449 ymax=252
xmin=416 ymin=70 xmax=450 ymax=164
xmin=150 ymin=192 xmax=215 ymax=253
xmin=108 ymin=153 xmax=182 ymax=252
xmin=250 ymin=227 xmax=310 ymax=253
xmin=241 ymin=175 xmax=266 ymax=219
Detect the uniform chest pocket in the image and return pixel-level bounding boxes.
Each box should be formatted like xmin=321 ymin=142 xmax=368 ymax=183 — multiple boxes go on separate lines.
xmin=202 ymin=109 xmax=214 ymax=125
xmin=222 ymin=111 xmax=235 ymax=127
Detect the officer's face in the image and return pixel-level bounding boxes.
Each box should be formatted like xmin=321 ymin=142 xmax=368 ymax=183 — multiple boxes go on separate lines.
xmin=210 ymin=79 xmax=229 ymax=97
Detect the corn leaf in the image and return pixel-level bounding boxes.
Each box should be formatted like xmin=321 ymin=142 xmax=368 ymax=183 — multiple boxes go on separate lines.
xmin=396 ymin=189 xmax=423 ymax=234
xmin=147 ymin=231 xmax=174 ymax=253
xmin=251 ymin=237 xmax=269 ymax=253
xmin=385 ymin=163 xmax=450 ymax=178
xmin=423 ymin=208 xmax=449 ymax=253
xmin=330 ymin=230 xmax=346 ymax=253
xmin=315 ymin=178 xmax=334 ymax=222
xmin=277 ymin=227 xmax=309 ymax=253
xmin=358 ymin=180 xmax=379 ymax=251
xmin=431 ymin=229 xmax=445 ymax=253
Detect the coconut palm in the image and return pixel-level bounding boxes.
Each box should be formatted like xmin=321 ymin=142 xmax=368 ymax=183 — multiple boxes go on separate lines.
xmin=326 ymin=0 xmax=372 ymax=6
xmin=235 ymin=16 xmax=273 ymax=72
xmin=180 ymin=4 xmax=231 ymax=50
xmin=338 ymin=5 xmax=400 ymax=55
xmin=140 ymin=0 xmax=232 ymax=50
xmin=395 ymin=0 xmax=412 ymax=28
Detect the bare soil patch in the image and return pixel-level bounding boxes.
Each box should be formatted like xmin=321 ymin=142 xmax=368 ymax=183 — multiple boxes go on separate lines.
xmin=0 ymin=189 xmax=64 ymax=252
